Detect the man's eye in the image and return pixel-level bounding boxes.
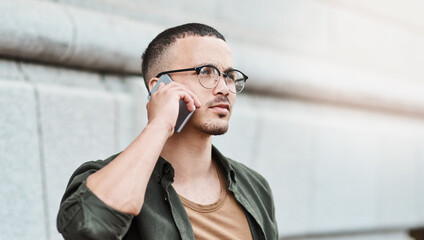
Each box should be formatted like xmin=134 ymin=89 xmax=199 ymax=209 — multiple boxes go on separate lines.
xmin=200 ymin=67 xmax=215 ymax=75
xmin=228 ymin=71 xmax=243 ymax=81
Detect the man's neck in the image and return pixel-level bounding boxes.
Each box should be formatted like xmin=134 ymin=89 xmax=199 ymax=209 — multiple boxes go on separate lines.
xmin=160 ymin=126 xmax=214 ymax=182
xmin=161 ymin=126 xmax=223 ymax=204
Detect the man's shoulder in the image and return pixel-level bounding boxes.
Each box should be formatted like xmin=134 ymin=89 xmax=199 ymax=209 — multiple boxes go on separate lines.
xmin=66 ymin=153 xmax=120 ymax=185
xmin=78 ymin=153 xmax=119 ymax=170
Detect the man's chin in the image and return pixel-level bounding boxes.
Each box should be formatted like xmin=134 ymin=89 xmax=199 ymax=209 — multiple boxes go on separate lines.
xmin=197 ymin=121 xmax=229 ymax=136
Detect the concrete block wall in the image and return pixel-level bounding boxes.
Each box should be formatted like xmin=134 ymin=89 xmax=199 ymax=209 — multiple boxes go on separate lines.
xmin=214 ymin=95 xmax=424 ymax=239
xmin=1 ymin=0 xmax=423 ymax=239
xmin=0 ymin=60 xmax=146 ymax=240
xmin=0 ymin=65 xmax=46 ymax=239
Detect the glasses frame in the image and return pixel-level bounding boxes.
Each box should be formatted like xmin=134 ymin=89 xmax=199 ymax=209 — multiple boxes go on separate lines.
xmin=155 ymin=65 xmax=248 ymax=94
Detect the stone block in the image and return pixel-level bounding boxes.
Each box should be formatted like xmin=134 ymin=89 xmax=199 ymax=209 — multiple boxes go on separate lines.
xmin=19 ymin=62 xmax=104 ymax=89
xmin=326 ymin=2 xmax=424 ymax=81
xmin=57 ymin=0 xmax=218 ymax=31
xmin=0 ymin=80 xmax=47 ymax=240
xmin=125 ymin=76 xmax=149 ymax=134
xmin=375 ymin=134 xmax=418 ymax=226
xmin=305 ymin=103 xmax=424 ymax=232
xmin=418 ymin=139 xmax=424 ymax=222
xmin=312 ymin=124 xmax=379 ymax=232
xmin=0 ymin=0 xmax=73 ymax=61
xmin=0 ymin=0 xmax=162 ymax=74
xmin=335 ymin=0 xmax=424 ymax=29
xmin=35 ymin=84 xmax=115 ymax=239
xmin=253 ymin=98 xmax=316 ymax=235
xmin=223 ymin=0 xmax=330 ymax=62
xmin=243 ymin=96 xmax=424 ymax=236
xmin=104 ymin=75 xmax=148 ymax=150
xmin=113 ymin=93 xmax=138 ymax=151
xmin=65 ymin=4 xmax=160 ymax=73
xmin=103 ymin=74 xmax=129 ymax=93
xmin=0 ymin=59 xmax=24 ymax=81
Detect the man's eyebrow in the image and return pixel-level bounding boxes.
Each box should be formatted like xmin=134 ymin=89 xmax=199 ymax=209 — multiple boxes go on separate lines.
xmin=196 ymin=63 xmax=235 ymax=72
xmin=222 ymin=66 xmax=235 ymax=72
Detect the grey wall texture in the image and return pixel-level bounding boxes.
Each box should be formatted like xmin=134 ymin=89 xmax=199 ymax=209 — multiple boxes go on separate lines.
xmin=1 ymin=0 xmax=424 ymax=239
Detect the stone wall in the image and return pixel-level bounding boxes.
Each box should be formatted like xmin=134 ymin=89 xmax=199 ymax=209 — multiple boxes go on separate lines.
xmin=1 ymin=0 xmax=423 ymax=239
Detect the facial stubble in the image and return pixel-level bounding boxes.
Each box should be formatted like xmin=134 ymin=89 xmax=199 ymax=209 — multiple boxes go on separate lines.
xmin=198 ymin=116 xmax=229 ymax=135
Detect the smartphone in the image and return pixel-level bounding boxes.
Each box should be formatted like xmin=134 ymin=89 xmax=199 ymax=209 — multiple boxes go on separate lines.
xmin=148 ymin=74 xmax=195 ymax=133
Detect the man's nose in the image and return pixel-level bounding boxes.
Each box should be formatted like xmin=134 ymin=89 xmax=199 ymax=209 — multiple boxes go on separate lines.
xmin=213 ymin=75 xmax=230 ymax=95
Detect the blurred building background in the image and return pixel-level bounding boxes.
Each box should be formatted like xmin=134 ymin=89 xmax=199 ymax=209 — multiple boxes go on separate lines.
xmin=1 ymin=0 xmax=423 ymax=239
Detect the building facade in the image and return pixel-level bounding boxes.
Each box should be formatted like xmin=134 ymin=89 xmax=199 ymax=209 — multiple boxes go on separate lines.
xmin=1 ymin=0 xmax=423 ymax=239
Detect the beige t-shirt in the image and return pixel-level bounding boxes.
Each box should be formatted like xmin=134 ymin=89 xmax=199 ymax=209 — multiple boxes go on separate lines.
xmin=179 ymin=171 xmax=253 ymax=240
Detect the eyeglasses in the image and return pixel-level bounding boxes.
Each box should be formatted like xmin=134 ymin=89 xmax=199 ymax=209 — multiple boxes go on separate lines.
xmin=156 ymin=65 xmax=248 ymax=94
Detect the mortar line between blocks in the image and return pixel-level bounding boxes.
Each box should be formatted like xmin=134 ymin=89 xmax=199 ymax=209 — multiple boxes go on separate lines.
xmin=17 ymin=61 xmax=51 ymax=240
xmin=101 ymin=74 xmax=120 ymax=152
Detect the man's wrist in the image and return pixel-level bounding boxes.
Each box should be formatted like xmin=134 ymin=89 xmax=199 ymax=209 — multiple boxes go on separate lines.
xmin=145 ymin=119 xmax=174 ymax=138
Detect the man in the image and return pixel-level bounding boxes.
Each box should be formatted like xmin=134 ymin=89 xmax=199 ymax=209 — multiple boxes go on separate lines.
xmin=57 ymin=23 xmax=278 ymax=240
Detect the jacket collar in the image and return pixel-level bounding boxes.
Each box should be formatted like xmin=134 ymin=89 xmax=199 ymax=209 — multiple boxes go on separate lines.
xmin=211 ymin=145 xmax=237 ymax=185
xmin=153 ymin=145 xmax=237 ymax=187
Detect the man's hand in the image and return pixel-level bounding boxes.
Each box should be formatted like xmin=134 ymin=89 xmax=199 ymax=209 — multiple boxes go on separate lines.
xmin=146 ymin=82 xmax=201 ymax=136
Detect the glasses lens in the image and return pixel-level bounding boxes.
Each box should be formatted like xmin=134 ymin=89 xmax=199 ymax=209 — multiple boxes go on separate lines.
xmin=198 ymin=66 xmax=219 ymax=89
xmin=226 ymin=70 xmax=246 ymax=93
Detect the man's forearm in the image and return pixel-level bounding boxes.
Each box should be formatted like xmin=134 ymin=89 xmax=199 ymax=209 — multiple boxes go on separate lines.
xmin=86 ymin=121 xmax=171 ymax=215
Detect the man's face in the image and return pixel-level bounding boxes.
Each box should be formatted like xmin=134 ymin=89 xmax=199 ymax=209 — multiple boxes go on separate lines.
xmin=166 ymin=36 xmax=236 ymax=135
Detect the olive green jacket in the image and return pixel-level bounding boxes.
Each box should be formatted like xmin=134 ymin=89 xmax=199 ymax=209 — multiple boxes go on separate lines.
xmin=57 ymin=146 xmax=278 ymax=239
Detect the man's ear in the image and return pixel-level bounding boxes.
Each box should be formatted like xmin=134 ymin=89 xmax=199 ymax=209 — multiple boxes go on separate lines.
xmin=148 ymin=77 xmax=159 ymax=92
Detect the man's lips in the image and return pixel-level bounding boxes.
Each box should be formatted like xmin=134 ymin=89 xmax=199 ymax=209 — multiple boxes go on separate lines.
xmin=210 ymin=103 xmax=230 ymax=111
xmin=206 ymin=96 xmax=232 ymax=114
xmin=209 ymin=103 xmax=230 ymax=114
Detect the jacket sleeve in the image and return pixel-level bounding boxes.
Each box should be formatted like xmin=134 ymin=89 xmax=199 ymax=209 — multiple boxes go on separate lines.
xmin=56 ymin=158 xmax=134 ymax=240
xmin=264 ymin=178 xmax=279 ymax=240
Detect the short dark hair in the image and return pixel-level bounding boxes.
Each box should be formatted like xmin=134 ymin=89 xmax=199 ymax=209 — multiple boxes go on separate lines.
xmin=141 ymin=23 xmax=226 ymax=90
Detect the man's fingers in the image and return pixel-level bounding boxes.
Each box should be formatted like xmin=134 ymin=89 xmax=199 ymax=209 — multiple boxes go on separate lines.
xmin=150 ymin=81 xmax=201 ymax=111
xmin=180 ymin=93 xmax=196 ymax=112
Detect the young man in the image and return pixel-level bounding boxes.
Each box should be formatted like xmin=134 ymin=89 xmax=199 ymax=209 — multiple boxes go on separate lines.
xmin=57 ymin=23 xmax=278 ymax=240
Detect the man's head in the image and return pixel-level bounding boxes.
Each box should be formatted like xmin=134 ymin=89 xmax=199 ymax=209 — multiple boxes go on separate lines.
xmin=141 ymin=23 xmax=225 ymax=89
xmin=141 ymin=23 xmax=245 ymax=136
